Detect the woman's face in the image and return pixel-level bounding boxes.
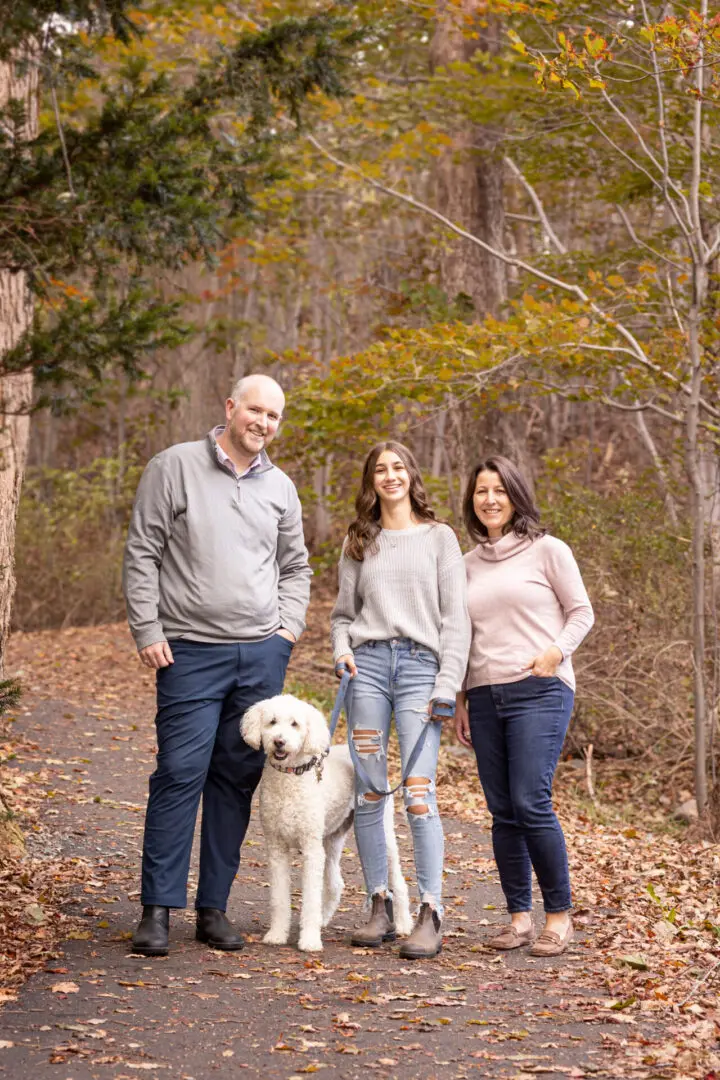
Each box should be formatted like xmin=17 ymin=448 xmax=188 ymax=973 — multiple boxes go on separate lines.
xmin=373 ymin=450 xmax=411 ymax=507
xmin=473 ymin=469 xmax=514 ymax=538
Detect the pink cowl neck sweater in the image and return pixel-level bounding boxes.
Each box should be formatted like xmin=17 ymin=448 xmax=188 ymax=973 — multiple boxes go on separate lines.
xmin=464 ymin=532 xmax=594 ymax=692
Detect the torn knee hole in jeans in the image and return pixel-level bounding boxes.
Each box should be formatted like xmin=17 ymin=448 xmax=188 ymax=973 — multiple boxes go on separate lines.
xmin=352 ymin=728 xmax=385 ymax=760
xmin=358 ymin=790 xmax=384 ymax=806
xmin=404 ymin=776 xmax=435 ymax=817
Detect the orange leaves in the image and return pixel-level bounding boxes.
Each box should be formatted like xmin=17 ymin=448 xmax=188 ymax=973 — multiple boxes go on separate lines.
xmin=47 ymin=278 xmax=89 ymax=304
xmin=515 ymin=22 xmax=612 ymax=97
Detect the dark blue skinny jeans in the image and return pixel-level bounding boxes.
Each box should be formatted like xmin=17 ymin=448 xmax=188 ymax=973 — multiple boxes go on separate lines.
xmin=467 ymin=676 xmax=574 ymax=914
xmin=141 ymin=635 xmax=292 ymax=911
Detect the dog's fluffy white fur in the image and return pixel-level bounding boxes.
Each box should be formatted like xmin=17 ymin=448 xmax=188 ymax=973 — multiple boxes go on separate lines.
xmin=242 ymin=693 xmax=411 ymax=952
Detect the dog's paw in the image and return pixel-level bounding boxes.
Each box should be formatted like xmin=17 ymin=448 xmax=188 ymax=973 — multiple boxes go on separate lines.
xmin=263 ymin=929 xmax=289 ymax=946
xmin=298 ymin=933 xmax=323 ymax=953
xmin=321 ymin=903 xmax=340 ymax=927
xmin=395 ymin=914 xmax=414 ymax=937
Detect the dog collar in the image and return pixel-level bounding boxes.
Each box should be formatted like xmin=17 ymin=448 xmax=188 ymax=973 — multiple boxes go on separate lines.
xmin=266 ymin=747 xmax=330 ymax=780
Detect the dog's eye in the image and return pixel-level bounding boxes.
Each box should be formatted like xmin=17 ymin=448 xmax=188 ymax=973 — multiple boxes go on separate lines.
xmin=291 ymin=720 xmax=298 ymax=728
xmin=269 ymin=719 xmax=277 ymax=726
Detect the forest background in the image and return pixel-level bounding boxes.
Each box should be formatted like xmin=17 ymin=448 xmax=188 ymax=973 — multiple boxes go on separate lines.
xmin=1 ymin=0 xmax=719 ymax=833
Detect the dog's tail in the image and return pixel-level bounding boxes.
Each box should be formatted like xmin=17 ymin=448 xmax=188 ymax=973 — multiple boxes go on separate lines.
xmin=384 ymin=795 xmax=413 ymax=936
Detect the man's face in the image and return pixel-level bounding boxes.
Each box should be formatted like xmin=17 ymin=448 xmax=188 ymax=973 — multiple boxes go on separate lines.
xmin=224 ymin=383 xmax=284 ymax=459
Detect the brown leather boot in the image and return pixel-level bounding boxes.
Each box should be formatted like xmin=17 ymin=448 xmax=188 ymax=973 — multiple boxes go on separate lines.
xmin=350 ymin=894 xmax=396 ymax=947
xmin=398 ymin=903 xmax=442 ymax=960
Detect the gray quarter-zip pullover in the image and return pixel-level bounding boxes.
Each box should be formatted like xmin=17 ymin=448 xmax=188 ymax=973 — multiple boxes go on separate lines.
xmin=123 ymin=431 xmax=312 ymax=651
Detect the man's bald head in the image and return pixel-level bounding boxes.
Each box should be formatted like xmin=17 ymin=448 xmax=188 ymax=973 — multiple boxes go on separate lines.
xmin=230 ymin=373 xmax=285 ymax=412
xmin=219 ymin=373 xmax=286 ymax=467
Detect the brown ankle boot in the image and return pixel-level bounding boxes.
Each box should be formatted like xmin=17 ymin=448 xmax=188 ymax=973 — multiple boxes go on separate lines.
xmin=398 ymin=903 xmax=442 ymax=959
xmin=350 ymin=894 xmax=396 ymax=947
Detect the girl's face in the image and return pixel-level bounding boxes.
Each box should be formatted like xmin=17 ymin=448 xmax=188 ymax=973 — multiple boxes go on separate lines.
xmin=473 ymin=469 xmax=514 ymax=538
xmin=373 ymin=450 xmax=411 ymax=507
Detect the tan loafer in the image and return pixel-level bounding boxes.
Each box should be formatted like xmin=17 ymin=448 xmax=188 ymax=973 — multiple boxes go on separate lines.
xmin=487 ymin=923 xmax=535 ymax=950
xmin=529 ymin=918 xmax=574 ymax=957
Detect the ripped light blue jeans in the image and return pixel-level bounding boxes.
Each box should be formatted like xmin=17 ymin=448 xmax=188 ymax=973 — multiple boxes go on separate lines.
xmin=346 ymin=638 xmax=444 ymax=914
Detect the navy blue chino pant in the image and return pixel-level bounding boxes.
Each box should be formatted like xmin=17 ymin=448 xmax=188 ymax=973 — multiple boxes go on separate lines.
xmin=140 ymin=635 xmax=292 ymax=910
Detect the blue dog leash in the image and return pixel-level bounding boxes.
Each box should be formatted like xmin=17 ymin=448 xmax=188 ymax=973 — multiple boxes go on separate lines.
xmin=328 ymin=668 xmax=352 ymax=739
xmin=328 ymin=666 xmax=454 ymax=798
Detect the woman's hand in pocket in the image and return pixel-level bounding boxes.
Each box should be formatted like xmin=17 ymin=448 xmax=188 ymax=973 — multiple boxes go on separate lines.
xmin=526 ymin=645 xmax=563 ymax=678
xmin=455 ymin=696 xmax=472 ymax=748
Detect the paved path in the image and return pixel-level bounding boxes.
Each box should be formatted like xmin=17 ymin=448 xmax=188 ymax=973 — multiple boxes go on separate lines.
xmin=0 ymin=692 xmax=659 ymax=1079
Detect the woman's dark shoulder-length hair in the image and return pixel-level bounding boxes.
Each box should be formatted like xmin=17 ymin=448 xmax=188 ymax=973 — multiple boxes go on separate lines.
xmin=345 ymin=441 xmax=437 ymax=561
xmin=462 ymin=455 xmax=547 ymax=544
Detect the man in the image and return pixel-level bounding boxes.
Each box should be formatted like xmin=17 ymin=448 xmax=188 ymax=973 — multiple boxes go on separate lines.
xmin=123 ymin=373 xmax=312 ymax=956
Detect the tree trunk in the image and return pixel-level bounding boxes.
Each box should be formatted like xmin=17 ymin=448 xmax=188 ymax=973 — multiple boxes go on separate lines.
xmin=686 ymin=293 xmax=708 ymax=815
xmin=430 ymin=1 xmax=506 ymax=317
xmin=0 ymin=54 xmax=38 ymax=678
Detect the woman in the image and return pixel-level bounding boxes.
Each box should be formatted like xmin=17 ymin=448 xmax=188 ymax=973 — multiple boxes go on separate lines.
xmin=455 ymin=456 xmax=594 ymax=957
xmin=331 ymin=441 xmax=469 ymax=960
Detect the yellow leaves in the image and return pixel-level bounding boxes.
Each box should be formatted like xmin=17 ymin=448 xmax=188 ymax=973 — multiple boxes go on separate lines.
xmin=506 ymin=30 xmax=527 ymax=55
xmin=606 ymin=274 xmax=626 ymax=288
xmin=382 ymin=123 xmax=449 ymax=163
xmin=584 ymin=29 xmax=609 ymax=58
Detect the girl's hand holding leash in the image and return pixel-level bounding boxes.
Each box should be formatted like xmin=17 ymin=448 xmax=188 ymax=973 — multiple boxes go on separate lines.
xmin=335 ymin=655 xmax=357 ymax=678
xmin=427 ymin=699 xmax=455 ymax=722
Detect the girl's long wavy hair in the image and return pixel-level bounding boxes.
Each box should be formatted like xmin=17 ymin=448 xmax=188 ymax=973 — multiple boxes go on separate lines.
xmin=462 ymin=455 xmax=547 ymax=544
xmin=345 ymin=441 xmax=437 ymax=561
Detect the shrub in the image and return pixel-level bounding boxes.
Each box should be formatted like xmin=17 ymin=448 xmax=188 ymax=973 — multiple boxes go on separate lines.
xmin=538 ymin=452 xmax=692 ymax=764
xmin=13 ymin=450 xmax=143 ymax=631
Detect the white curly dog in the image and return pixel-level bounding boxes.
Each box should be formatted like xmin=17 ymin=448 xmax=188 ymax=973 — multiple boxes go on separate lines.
xmin=242 ymin=693 xmax=411 ymax=953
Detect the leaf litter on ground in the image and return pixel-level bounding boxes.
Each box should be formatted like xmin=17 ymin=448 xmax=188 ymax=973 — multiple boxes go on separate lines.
xmin=3 ymin=589 xmax=720 ymax=1077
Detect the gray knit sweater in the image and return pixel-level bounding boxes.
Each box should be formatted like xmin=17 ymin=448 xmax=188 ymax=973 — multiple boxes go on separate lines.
xmin=330 ymin=523 xmax=470 ymax=702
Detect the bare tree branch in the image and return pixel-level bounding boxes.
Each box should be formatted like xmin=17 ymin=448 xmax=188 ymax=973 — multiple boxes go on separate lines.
xmin=504 ymin=155 xmax=567 ymax=255
xmin=50 ymin=86 xmax=75 ymax=199
xmin=613 ymin=202 xmax=684 ymax=270
xmin=588 ymin=116 xmax=694 ymax=248
xmin=599 ymin=75 xmax=694 ymax=237
xmin=555 ymin=340 xmax=720 ymax=419
xmin=634 ymin=407 xmax=680 ymax=526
